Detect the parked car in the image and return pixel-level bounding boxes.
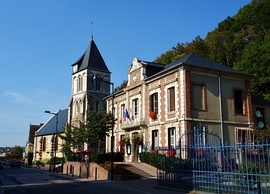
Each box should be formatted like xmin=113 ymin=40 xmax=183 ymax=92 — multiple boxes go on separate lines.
xmin=0 ymin=161 xmax=4 ymax=169
xmin=10 ymin=161 xmax=21 ymax=168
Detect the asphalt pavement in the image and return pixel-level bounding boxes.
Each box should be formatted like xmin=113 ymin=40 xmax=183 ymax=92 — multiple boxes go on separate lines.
xmin=0 ymin=166 xmax=193 ymax=194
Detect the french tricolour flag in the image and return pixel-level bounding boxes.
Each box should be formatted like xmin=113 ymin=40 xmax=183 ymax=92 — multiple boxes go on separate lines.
xmin=124 ymin=109 xmax=130 ymax=121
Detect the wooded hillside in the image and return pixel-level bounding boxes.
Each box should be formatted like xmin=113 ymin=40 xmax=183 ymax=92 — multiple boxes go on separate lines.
xmin=154 ymin=0 xmax=270 ymax=100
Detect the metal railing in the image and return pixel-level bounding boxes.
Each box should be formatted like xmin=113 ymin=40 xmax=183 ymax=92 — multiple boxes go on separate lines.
xmin=157 ymin=141 xmax=270 ymax=193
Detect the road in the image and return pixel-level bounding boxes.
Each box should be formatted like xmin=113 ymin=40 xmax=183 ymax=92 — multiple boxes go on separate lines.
xmin=0 ymin=165 xmax=185 ymax=194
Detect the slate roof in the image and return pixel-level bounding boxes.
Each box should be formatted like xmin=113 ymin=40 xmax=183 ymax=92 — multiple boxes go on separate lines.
xmin=28 ymin=124 xmax=43 ymax=143
xmin=138 ymin=59 xmax=166 ymax=77
xmin=35 ymin=109 xmax=68 ymax=136
xmin=165 ymin=53 xmax=245 ymax=74
xmin=71 ymin=38 xmax=110 ymax=73
xmin=252 ymin=95 xmax=270 ymax=106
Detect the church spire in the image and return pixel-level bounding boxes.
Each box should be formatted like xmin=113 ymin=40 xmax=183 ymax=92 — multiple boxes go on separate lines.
xmin=91 ymin=21 xmax=94 ymax=41
xmin=71 ymin=38 xmax=110 ymax=73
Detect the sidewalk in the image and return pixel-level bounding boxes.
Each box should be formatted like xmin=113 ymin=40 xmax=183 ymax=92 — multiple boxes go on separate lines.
xmin=30 ymin=165 xmax=213 ymax=194
xmin=51 ymin=171 xmax=191 ymax=194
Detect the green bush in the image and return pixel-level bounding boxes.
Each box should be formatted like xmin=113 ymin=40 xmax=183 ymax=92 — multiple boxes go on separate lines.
xmin=139 ymin=151 xmax=191 ymax=171
xmin=32 ymin=160 xmax=45 ymax=166
xmin=90 ymin=152 xmax=124 ymax=164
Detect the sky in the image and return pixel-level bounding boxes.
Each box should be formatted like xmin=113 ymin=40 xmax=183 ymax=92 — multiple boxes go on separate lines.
xmin=0 ymin=0 xmax=251 ymax=148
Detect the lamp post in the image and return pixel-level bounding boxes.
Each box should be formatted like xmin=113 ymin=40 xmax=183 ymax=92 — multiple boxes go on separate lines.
xmin=94 ymin=76 xmax=115 ymax=180
xmin=45 ymin=110 xmax=58 ymax=173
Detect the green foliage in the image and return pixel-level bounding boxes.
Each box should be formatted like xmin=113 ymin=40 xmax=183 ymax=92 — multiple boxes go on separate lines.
xmin=154 ymin=0 xmax=270 ymax=101
xmin=139 ymin=151 xmax=192 ymax=172
xmin=139 ymin=151 xmax=164 ymax=168
xmin=32 ymin=160 xmax=44 ymax=166
xmin=90 ymin=152 xmax=124 ymax=164
xmin=27 ymin=152 xmax=33 ymax=164
xmin=85 ymin=111 xmax=114 ymax=154
xmin=58 ymin=110 xmax=114 ymax=160
xmin=115 ymin=80 xmax=127 ymax=92
xmin=58 ymin=123 xmax=86 ymax=156
xmin=11 ymin=146 xmax=23 ymax=159
xmin=234 ymin=164 xmax=260 ymax=185
xmin=254 ymin=125 xmax=270 ymax=143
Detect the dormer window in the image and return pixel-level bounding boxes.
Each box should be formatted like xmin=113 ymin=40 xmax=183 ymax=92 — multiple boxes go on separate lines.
xmin=73 ymin=65 xmax=78 ymax=73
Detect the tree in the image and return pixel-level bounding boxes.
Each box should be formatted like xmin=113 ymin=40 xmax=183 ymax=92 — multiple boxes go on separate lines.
xmin=58 ymin=123 xmax=86 ymax=157
xmin=115 ymin=80 xmax=128 ymax=92
xmin=85 ymin=111 xmax=114 ymax=154
xmin=254 ymin=126 xmax=270 ymax=143
xmin=234 ymin=31 xmax=270 ymax=100
xmin=11 ymin=146 xmax=23 ymax=159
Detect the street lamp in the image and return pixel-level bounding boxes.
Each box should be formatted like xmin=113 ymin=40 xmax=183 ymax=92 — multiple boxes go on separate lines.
xmin=94 ymin=76 xmax=115 ymax=180
xmin=45 ymin=110 xmax=58 ymax=173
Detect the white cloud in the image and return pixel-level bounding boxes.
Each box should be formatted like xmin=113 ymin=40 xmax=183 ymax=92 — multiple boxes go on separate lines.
xmin=2 ymin=92 xmax=32 ymax=103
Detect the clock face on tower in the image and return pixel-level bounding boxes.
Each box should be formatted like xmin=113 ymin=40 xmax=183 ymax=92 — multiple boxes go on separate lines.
xmin=73 ymin=65 xmax=78 ymax=73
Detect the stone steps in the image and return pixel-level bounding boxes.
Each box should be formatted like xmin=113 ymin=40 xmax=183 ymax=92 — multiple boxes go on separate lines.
xmin=115 ymin=162 xmax=156 ymax=178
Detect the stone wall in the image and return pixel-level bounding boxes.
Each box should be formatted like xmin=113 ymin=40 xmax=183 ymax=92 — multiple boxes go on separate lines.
xmin=63 ymin=162 xmax=108 ymax=180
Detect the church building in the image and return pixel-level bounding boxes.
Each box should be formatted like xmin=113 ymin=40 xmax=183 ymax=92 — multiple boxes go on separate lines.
xmin=68 ymin=37 xmax=111 ymax=151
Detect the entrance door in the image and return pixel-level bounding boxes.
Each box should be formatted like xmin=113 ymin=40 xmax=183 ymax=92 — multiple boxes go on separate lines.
xmin=132 ymin=132 xmax=138 ymax=162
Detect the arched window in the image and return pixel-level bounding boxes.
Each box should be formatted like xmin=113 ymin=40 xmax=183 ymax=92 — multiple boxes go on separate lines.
xmin=54 ymin=136 xmax=58 ymax=151
xmin=95 ymin=74 xmax=101 ymax=90
xmin=73 ymin=77 xmax=76 ymax=94
xmin=80 ymin=74 xmax=84 ymax=91
xmin=43 ymin=137 xmax=46 ymax=152
xmin=95 ymin=100 xmax=100 ymax=112
xmin=77 ymin=76 xmax=81 ymax=92
xmin=76 ymin=100 xmax=80 ymax=115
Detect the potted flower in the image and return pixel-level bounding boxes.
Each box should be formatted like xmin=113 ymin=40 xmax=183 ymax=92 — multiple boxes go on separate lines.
xmin=149 ymin=110 xmax=158 ymax=119
xmin=132 ymin=133 xmax=143 ymax=145
xmin=119 ymin=136 xmax=130 ymax=146
xmin=166 ymin=149 xmax=176 ymax=157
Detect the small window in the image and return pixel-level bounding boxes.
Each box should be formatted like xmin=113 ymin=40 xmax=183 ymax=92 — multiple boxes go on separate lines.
xmin=234 ymin=90 xmax=243 ymax=114
xmin=54 ymin=136 xmax=58 ymax=151
xmin=43 ymin=137 xmax=46 ymax=152
xmin=120 ymin=104 xmax=125 ymax=119
xmin=132 ymin=98 xmax=139 ymax=117
xmin=235 ymin=128 xmax=254 ymax=144
xmin=168 ymin=87 xmax=175 ymax=112
xmin=192 ymin=84 xmax=206 ymax=110
xmin=168 ymin=128 xmax=175 ymax=148
xmin=120 ymin=135 xmax=125 ymax=152
xmin=95 ymin=75 xmax=101 ymax=90
xmin=152 ymin=130 xmax=159 ymax=149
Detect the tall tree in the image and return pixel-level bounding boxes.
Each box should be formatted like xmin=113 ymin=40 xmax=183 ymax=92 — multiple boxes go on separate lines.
xmin=58 ymin=123 xmax=86 ymax=156
xmin=11 ymin=146 xmax=23 ymax=159
xmin=85 ymin=111 xmax=114 ymax=154
xmin=234 ymin=31 xmax=270 ymax=100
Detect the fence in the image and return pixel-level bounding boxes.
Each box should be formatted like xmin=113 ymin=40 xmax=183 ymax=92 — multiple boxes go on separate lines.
xmin=156 ymin=129 xmax=270 ymax=193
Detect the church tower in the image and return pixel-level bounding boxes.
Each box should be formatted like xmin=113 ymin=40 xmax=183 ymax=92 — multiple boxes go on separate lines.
xmin=68 ymin=37 xmax=111 ymax=125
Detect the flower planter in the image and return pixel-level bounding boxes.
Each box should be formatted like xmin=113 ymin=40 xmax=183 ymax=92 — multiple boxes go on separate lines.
xmin=149 ymin=111 xmax=157 ymax=120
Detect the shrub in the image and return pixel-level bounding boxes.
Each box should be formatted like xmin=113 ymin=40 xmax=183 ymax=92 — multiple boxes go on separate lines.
xmin=90 ymin=152 xmax=124 ymax=164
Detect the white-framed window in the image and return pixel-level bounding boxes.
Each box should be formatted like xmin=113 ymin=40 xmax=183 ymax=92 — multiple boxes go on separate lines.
xmin=132 ymin=98 xmax=139 ymax=118
xmin=150 ymin=93 xmax=158 ymax=112
xmin=152 ymin=130 xmax=159 ymax=149
xmin=120 ymin=104 xmax=125 ymax=119
xmin=168 ymin=127 xmax=175 ymax=148
xmin=235 ymin=128 xmax=254 ymax=144
xmin=193 ymin=126 xmax=206 ymax=146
